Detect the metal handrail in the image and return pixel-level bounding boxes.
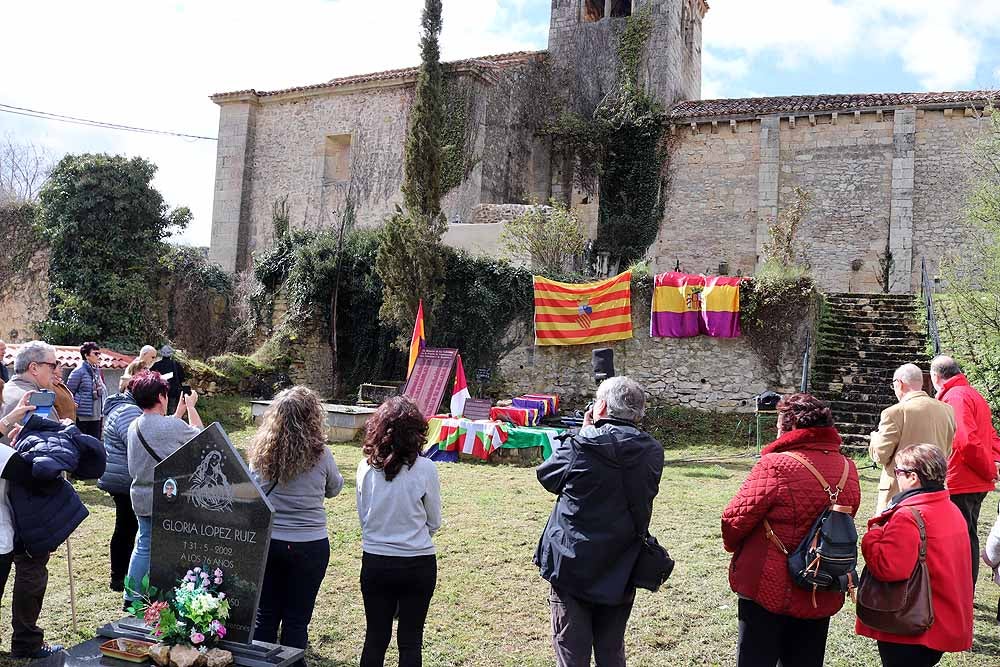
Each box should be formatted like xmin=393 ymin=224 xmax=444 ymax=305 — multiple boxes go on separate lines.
xmin=800 ymin=330 xmax=811 ymax=393
xmin=921 ymin=257 xmax=941 ymax=356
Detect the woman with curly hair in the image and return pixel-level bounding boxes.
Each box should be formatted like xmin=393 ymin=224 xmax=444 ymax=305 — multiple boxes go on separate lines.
xmin=248 ymin=386 xmax=343 ymax=664
xmin=357 ymin=396 xmax=441 ymax=667
xmin=721 ymin=393 xmax=861 ymax=667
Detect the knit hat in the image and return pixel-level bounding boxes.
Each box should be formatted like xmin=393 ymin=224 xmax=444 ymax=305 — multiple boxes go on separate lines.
xmin=160 ymin=345 xmax=175 ymax=357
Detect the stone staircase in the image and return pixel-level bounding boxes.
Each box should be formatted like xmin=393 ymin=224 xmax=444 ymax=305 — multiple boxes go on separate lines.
xmin=811 ymin=293 xmax=930 ymax=449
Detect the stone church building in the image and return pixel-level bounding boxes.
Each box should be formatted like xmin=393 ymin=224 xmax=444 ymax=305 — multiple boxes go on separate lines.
xmin=209 ymin=0 xmax=996 ymax=295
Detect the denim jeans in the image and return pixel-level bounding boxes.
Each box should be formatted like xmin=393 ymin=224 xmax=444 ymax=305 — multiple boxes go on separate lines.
xmin=254 ymin=538 xmax=330 ymax=664
xmin=124 ymin=516 xmax=152 ymax=602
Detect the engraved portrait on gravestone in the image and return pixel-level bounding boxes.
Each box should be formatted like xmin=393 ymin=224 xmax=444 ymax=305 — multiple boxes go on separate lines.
xmin=189 ymin=449 xmax=234 ymax=512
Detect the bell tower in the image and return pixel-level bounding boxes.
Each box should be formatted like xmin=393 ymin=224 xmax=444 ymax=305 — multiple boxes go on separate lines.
xmin=547 ymin=0 xmax=708 ymax=113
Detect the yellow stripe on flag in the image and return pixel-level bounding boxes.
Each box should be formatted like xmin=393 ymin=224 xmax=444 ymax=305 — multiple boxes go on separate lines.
xmin=652 ymin=284 xmax=740 ymax=313
xmin=533 ymin=271 xmax=633 ymax=346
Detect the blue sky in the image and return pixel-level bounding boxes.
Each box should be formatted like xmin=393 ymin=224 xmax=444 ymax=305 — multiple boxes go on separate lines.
xmin=1 ymin=0 xmax=999 ymax=247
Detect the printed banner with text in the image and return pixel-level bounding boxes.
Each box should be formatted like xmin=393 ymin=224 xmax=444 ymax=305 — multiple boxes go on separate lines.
xmin=534 ymin=271 xmax=633 ymax=346
xmin=650 ymin=272 xmax=742 ymax=338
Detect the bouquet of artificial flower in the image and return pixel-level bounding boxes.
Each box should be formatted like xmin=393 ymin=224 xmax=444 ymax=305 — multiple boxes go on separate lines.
xmin=126 ymin=567 xmax=231 ymax=647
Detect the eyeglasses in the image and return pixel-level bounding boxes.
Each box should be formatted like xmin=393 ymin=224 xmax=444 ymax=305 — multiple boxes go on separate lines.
xmin=893 ymin=468 xmax=916 ymax=477
xmin=33 ymin=361 xmax=57 ymax=370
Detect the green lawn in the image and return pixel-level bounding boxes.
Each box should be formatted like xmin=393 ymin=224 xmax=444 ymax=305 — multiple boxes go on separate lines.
xmin=7 ymin=424 xmax=1000 ymax=666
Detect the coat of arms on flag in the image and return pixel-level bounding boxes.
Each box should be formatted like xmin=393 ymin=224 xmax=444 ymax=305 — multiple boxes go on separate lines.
xmin=650 ymin=272 xmax=742 ymax=338
xmin=533 ymin=272 xmax=633 ymax=346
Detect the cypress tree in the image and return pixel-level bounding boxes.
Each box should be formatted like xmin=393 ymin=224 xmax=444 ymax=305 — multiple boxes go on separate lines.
xmin=402 ymin=0 xmax=444 ymax=218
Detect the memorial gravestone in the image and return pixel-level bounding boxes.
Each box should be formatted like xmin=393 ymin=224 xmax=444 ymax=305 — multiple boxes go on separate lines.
xmin=403 ymin=348 xmax=458 ymax=417
xmin=150 ymin=423 xmax=274 ymax=644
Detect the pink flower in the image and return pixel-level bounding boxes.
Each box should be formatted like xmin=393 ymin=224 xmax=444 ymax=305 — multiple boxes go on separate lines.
xmin=144 ymin=601 xmax=168 ymax=626
xmin=213 ymin=577 xmax=222 ymax=585
xmin=193 ymin=568 xmax=201 ymax=574
xmin=210 ymin=620 xmax=226 ymax=638
xmin=190 ymin=631 xmax=205 ymax=645
xmin=213 ymin=569 xmax=223 ymax=578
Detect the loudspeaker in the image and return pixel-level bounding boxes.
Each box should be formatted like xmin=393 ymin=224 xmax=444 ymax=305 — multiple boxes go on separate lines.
xmin=592 ymin=348 xmax=615 ymax=383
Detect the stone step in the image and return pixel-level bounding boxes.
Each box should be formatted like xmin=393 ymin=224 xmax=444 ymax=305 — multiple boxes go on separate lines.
xmin=828 ymin=312 xmax=921 ymax=326
xmin=817 ymin=335 xmax=927 ymax=353
xmin=820 ymin=350 xmax=929 ymax=364
xmin=814 ymin=387 xmax=897 ymax=403
xmin=827 ymin=292 xmax=919 ymax=302
xmin=828 ymin=399 xmax=888 ymax=416
xmin=820 ymin=320 xmax=925 ymax=334
xmin=811 ymin=378 xmax=897 ymax=395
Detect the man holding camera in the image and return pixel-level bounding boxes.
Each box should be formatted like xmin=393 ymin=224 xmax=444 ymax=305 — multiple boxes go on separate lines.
xmin=534 ymin=376 xmax=664 ymax=667
xmin=150 ymin=345 xmax=186 ymax=415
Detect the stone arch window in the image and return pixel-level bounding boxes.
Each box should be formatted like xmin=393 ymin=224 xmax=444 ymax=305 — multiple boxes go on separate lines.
xmin=609 ymin=0 xmax=632 ymax=17
xmin=583 ymin=0 xmax=603 ymax=22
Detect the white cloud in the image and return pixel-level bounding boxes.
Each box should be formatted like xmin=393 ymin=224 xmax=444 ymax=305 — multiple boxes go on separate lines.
xmin=703 ymin=0 xmax=1000 ymax=93
xmin=0 ymin=0 xmax=546 ymax=247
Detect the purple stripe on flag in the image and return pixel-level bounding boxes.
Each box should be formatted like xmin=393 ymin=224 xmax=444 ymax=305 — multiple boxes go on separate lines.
xmin=701 ymin=310 xmax=741 ymax=338
xmin=650 ymin=311 xmax=701 ymax=338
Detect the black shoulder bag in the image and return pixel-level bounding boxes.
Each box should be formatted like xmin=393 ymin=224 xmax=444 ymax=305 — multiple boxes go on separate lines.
xmin=609 ymin=432 xmax=674 ymax=591
xmin=136 ymin=429 xmax=162 ymax=463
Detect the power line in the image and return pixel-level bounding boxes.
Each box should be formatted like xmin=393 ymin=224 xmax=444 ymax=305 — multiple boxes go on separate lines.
xmin=0 ymin=103 xmax=217 ymax=141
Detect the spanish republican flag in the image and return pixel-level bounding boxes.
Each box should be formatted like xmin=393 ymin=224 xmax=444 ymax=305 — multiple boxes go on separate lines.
xmin=406 ymin=300 xmax=426 ymax=378
xmin=534 ymin=271 xmax=633 ymax=346
xmin=650 ymin=272 xmax=742 ymax=338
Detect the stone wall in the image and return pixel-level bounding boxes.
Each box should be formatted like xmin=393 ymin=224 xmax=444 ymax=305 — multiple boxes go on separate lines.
xmin=650 ymin=107 xmax=989 ymax=294
xmin=0 ymin=249 xmax=48 ymax=343
xmin=912 ymin=109 xmax=984 ymax=285
xmin=497 ymin=287 xmax=813 ymax=410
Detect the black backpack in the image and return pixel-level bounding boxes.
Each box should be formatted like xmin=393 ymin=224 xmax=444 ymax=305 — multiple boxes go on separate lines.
xmin=763 ymin=452 xmax=859 ymax=608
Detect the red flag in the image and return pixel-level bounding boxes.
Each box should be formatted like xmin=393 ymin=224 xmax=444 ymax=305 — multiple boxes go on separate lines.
xmin=450 ymin=355 xmax=470 ymax=418
xmin=407 ymin=300 xmax=426 ymax=379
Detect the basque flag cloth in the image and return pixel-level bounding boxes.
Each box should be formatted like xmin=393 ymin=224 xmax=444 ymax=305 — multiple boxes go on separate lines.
xmin=650 ymin=272 xmax=742 ymax=338
xmin=534 ymin=271 xmax=633 ymax=346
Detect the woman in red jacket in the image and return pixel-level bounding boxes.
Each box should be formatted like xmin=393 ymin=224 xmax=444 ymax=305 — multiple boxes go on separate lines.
xmin=722 ymin=393 xmax=861 ymax=667
xmin=856 ymin=443 xmax=973 ymax=666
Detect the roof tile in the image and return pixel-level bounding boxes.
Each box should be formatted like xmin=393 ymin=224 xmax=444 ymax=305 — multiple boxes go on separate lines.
xmin=3 ymin=345 xmax=134 ymax=371
xmin=211 ymin=51 xmax=543 ymax=101
xmin=670 ymin=90 xmax=1000 ymax=120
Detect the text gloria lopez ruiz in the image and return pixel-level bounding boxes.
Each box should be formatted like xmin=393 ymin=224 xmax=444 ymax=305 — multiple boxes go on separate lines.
xmin=161 ymin=519 xmax=258 ymax=544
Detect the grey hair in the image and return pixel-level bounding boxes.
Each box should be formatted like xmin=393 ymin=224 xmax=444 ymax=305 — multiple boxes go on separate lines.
xmin=930 ymin=355 xmax=961 ymax=381
xmin=596 ymin=376 xmax=646 ymax=423
xmin=895 ymin=443 xmax=948 ymax=487
xmin=893 ymin=363 xmax=924 ymax=389
xmin=139 ymin=345 xmax=157 ymax=358
xmin=13 ymin=341 xmax=55 ymax=374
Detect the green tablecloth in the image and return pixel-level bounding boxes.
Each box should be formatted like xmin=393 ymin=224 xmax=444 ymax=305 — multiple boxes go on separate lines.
xmin=502 ymin=425 xmax=565 ymax=460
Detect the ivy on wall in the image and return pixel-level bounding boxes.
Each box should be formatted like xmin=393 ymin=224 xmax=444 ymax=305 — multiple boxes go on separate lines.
xmin=0 ymin=201 xmax=44 ymax=300
xmin=441 ymin=79 xmax=478 ymax=193
xmin=540 ymin=7 xmax=668 ymax=268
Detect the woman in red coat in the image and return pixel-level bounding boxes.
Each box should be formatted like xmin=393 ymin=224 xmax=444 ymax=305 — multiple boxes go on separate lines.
xmin=722 ymin=393 xmax=861 ymax=667
xmin=856 ymin=443 xmax=973 ymax=666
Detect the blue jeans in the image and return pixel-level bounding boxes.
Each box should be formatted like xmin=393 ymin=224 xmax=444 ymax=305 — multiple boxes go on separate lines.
xmin=124 ymin=516 xmax=152 ymax=602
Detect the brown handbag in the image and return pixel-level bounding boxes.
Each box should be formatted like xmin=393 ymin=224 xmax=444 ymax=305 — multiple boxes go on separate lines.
xmin=856 ymin=506 xmax=934 ymax=636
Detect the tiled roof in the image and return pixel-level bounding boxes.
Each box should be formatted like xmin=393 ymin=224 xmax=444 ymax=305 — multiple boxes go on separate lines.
xmin=2 ymin=345 xmax=134 ymax=371
xmin=670 ymin=90 xmax=1000 ymax=120
xmin=211 ymin=51 xmax=543 ymax=101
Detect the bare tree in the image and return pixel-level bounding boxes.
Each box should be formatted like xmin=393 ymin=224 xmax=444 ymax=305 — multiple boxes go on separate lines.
xmin=0 ymin=134 xmax=56 ymax=203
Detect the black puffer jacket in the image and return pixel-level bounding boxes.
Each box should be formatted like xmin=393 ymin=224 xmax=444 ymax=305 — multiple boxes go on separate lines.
xmin=534 ymin=418 xmax=664 ymax=605
xmin=10 ymin=415 xmax=106 ymax=555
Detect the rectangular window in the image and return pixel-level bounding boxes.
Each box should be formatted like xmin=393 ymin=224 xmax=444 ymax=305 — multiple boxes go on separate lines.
xmin=583 ymin=0 xmax=603 ymax=22
xmin=323 ymin=134 xmax=351 ymax=182
xmin=609 ymin=0 xmax=631 ymax=17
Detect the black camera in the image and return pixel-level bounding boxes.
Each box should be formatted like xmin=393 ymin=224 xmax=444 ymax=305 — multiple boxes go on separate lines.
xmin=181 ymin=385 xmax=193 ymax=396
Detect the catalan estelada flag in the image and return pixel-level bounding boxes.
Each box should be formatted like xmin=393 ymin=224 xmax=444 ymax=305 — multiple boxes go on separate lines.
xmin=406 ymin=300 xmax=426 ymax=378
xmin=651 ymin=272 xmax=743 ymax=338
xmin=534 ymin=272 xmax=633 ymax=346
